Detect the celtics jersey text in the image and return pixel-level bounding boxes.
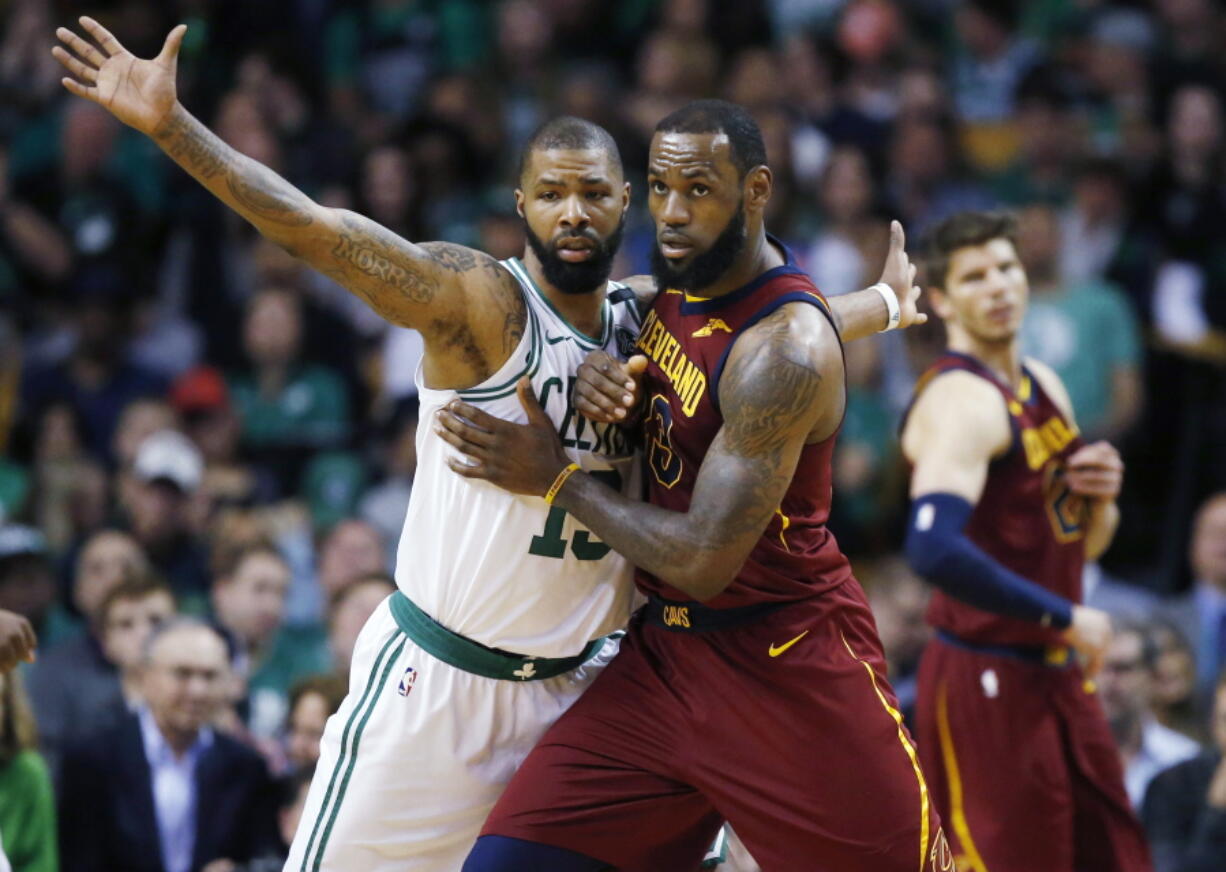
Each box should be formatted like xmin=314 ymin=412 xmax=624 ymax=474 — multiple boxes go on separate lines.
xmin=396 ymin=258 xmax=643 ymax=658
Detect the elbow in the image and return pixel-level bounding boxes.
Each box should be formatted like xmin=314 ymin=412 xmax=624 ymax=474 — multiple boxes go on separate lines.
xmin=667 ymin=557 xmax=738 ymax=602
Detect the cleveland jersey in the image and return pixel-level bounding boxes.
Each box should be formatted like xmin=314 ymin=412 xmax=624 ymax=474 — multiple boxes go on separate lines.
xmin=634 ymin=243 xmax=853 ymax=608
xmin=398 ymin=258 xmax=643 ymax=658
xmin=906 ymin=351 xmax=1087 ymax=647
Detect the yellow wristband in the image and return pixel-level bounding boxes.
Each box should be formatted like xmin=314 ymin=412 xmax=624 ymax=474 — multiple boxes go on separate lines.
xmin=544 ymin=462 xmax=581 ymax=505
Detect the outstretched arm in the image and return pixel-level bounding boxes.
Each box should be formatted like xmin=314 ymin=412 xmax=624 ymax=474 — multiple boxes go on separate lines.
xmin=52 ymin=19 xmax=502 ymax=336
xmin=435 ymin=303 xmax=840 ymax=601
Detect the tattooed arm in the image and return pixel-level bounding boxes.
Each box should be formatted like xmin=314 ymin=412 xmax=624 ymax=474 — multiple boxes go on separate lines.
xmin=52 ymin=19 xmax=515 ymax=357
xmin=437 ymin=303 xmax=844 ymax=601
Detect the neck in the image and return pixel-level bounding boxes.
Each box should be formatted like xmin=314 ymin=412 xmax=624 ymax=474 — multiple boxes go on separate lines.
xmin=521 ymin=246 xmax=606 ymax=338
xmin=948 ymin=329 xmax=1022 ymax=388
xmin=696 ymin=227 xmax=782 ymax=299
xmin=154 ymin=714 xmax=201 ymax=757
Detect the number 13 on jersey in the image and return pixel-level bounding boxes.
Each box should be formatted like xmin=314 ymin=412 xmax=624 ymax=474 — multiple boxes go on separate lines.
xmin=529 ymin=469 xmax=621 ymax=560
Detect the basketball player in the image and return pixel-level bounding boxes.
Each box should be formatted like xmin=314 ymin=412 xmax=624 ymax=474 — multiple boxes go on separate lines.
xmin=53 ymin=24 xmax=919 ymax=871
xmin=438 ymin=101 xmax=951 ymax=872
xmin=899 ymin=211 xmax=1151 ymax=871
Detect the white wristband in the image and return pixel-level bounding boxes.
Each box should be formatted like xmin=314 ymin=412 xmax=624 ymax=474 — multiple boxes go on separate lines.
xmin=871 ymin=282 xmax=901 ymax=332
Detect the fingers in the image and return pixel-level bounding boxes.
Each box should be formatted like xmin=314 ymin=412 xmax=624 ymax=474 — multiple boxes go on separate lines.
xmin=56 ymin=26 xmax=106 ymax=67
xmin=158 ymin=24 xmax=187 ymax=64
xmin=445 ymin=399 xmax=499 ymax=434
xmin=516 ymin=377 xmax=552 ymax=427
xmin=445 ymin=454 xmax=488 ymax=479
xmin=909 ymin=262 xmax=917 ymax=286
xmin=20 ymin=616 xmax=36 ymax=663
xmin=889 ymin=219 xmax=904 ymax=253
xmin=625 ymin=354 xmax=649 ymax=378
xmin=51 ymin=46 xmax=98 ymax=83
xmin=435 ymin=408 xmax=496 ymax=453
xmin=576 ymin=359 xmax=635 ymax=419
xmin=574 ymin=380 xmax=626 ymax=421
xmin=79 ymin=16 xmax=124 ymax=57
xmin=60 ymin=77 xmax=96 ymax=100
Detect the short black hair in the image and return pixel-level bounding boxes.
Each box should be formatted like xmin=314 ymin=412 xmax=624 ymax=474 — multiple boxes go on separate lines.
xmin=518 ymin=116 xmax=622 ymax=186
xmin=654 ymin=99 xmax=767 ymax=178
xmin=918 ymin=210 xmax=1018 ymax=291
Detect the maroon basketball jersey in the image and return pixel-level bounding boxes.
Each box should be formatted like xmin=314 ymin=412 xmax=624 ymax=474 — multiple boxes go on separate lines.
xmin=634 ymin=248 xmax=854 ymax=608
xmin=908 ymin=352 xmax=1088 ymax=647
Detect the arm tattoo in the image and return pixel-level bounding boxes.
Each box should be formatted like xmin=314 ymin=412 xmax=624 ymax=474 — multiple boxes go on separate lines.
xmin=719 ymin=310 xmax=823 ymax=460
xmin=421 ymin=242 xmax=478 ymax=272
xmin=331 ymin=231 xmax=436 ymax=304
xmin=154 ymin=112 xmax=228 ymax=180
xmin=225 ymin=169 xmax=314 ymax=227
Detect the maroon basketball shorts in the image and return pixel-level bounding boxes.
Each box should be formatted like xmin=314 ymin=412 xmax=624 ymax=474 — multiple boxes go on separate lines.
xmin=480 ymin=581 xmax=952 ymax=871
xmin=915 ymin=633 xmax=1152 ymax=872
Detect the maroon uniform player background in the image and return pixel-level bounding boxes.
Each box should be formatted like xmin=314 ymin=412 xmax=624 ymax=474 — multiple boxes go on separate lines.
xmin=437 ymin=100 xmax=951 ymax=872
xmin=900 ymin=211 xmax=1151 ymax=872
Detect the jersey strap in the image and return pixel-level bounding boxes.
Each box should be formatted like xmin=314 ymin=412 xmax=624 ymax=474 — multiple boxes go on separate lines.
xmin=388 ymin=592 xmax=606 ymax=680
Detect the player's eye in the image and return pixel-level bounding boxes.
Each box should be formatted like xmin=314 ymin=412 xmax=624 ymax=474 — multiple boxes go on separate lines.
xmin=691 ymin=184 xmax=709 ymax=197
xmin=586 ymin=190 xmax=607 ymax=200
xmin=539 ymin=191 xmax=558 ymax=201
xmin=650 ymin=180 xmax=668 ymax=195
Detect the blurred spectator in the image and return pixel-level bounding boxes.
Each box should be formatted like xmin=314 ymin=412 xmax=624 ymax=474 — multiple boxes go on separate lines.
xmin=58 ymin=619 xmax=280 ymax=872
xmin=884 ymin=114 xmax=994 ymax=234
xmin=210 ymin=544 xmax=329 ymax=740
xmin=0 ymin=145 xmax=71 ymax=310
xmin=1059 ymin=158 xmax=1156 ymax=307
xmin=0 ymin=609 xmax=35 ymax=674
xmin=1166 ymin=492 xmax=1226 ymax=705
xmin=949 ymin=0 xmax=1041 ymax=124
xmin=0 ymin=670 xmax=56 ymax=872
xmin=316 ymin=519 xmax=388 ymax=608
xmin=1017 ymin=203 xmax=1143 ymax=441
xmin=122 ymin=429 xmax=210 ymax=602
xmin=1142 ymin=669 xmax=1226 ymax=872
xmin=229 ymin=287 xmax=351 ymax=493
xmin=27 ymin=529 xmax=148 ymax=781
xmin=98 ymin=575 xmax=177 ymax=714
xmin=1100 ymin=621 xmax=1200 ymax=807
xmin=19 ymin=269 xmax=167 ymax=463
xmin=284 ymin=674 xmax=346 ymax=773
xmin=0 ymin=526 xmax=55 ymax=646
xmin=806 ymin=146 xmax=889 ymax=297
xmin=24 ymin=402 xmax=108 ymax=559
xmin=328 ymin=572 xmax=396 ymax=677
xmin=360 ymin=400 xmax=419 ymax=551
xmin=987 ymin=69 xmax=1080 ymax=204
xmin=278 ymin=764 xmax=316 ymax=858
xmin=1151 ymin=618 xmax=1204 ymax=743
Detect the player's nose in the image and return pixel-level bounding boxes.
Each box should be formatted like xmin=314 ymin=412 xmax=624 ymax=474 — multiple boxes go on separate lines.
xmin=658 ymin=190 xmax=689 ymax=227
xmin=559 ymin=194 xmax=590 ymax=229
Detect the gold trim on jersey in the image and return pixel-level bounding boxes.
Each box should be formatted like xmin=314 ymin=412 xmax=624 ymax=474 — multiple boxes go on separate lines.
xmin=841 ymin=632 xmax=931 ymax=872
xmin=937 ymin=682 xmax=990 ymax=872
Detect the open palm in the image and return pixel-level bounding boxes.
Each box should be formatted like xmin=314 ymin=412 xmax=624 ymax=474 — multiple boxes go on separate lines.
xmin=52 ymin=17 xmax=185 ymax=135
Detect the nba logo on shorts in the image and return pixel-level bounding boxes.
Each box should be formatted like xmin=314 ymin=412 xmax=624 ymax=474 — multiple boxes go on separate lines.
xmin=397 ymin=666 xmax=417 ymax=697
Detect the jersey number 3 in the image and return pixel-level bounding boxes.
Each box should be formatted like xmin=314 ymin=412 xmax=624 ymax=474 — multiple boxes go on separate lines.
xmin=529 ymin=469 xmax=621 ymax=560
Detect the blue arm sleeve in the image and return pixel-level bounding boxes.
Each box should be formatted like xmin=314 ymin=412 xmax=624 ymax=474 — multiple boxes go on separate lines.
xmin=904 ymin=493 xmax=1073 ymax=629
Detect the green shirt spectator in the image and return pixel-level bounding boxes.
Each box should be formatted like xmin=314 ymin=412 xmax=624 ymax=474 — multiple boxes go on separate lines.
xmin=1021 ymin=279 xmax=1142 ymax=438
xmin=0 ymin=668 xmax=57 ymax=872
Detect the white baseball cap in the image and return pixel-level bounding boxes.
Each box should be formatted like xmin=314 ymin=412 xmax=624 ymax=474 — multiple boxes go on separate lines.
xmin=132 ymin=429 xmax=204 ymax=494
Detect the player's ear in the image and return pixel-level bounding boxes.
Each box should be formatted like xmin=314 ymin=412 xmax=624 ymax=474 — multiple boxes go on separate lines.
xmin=621 ymin=181 xmax=631 ymax=215
xmin=927 ymin=285 xmax=953 ymax=320
xmin=514 ymin=188 xmax=525 ymax=219
xmin=744 ymin=165 xmax=771 ymax=215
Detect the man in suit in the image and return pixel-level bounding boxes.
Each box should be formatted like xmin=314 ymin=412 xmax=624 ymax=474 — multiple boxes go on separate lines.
xmin=1165 ymin=492 xmax=1226 ymax=707
xmin=58 ymin=618 xmax=279 ymax=871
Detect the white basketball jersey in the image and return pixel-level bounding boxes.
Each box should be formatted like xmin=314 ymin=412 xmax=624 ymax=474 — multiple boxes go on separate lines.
xmin=396 ymin=258 xmax=644 ymax=658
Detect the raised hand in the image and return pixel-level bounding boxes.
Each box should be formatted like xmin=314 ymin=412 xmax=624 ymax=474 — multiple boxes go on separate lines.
xmin=52 ymin=17 xmax=185 ymax=135
xmin=574 ymin=351 xmax=648 ymax=424
xmin=876 ymin=220 xmax=927 ymax=330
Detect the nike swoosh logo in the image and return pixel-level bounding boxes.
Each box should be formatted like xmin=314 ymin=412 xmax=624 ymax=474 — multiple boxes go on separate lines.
xmin=768 ymin=631 xmax=809 ymax=658
xmin=544 ymin=334 xmax=572 ymax=345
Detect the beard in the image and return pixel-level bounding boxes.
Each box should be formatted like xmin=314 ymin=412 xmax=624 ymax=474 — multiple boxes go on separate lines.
xmin=650 ymin=202 xmax=746 ymax=294
xmin=524 ymin=214 xmax=625 ymax=296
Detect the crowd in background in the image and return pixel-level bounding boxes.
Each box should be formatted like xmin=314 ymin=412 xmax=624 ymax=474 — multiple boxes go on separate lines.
xmin=1 ymin=0 xmax=1226 ymax=869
